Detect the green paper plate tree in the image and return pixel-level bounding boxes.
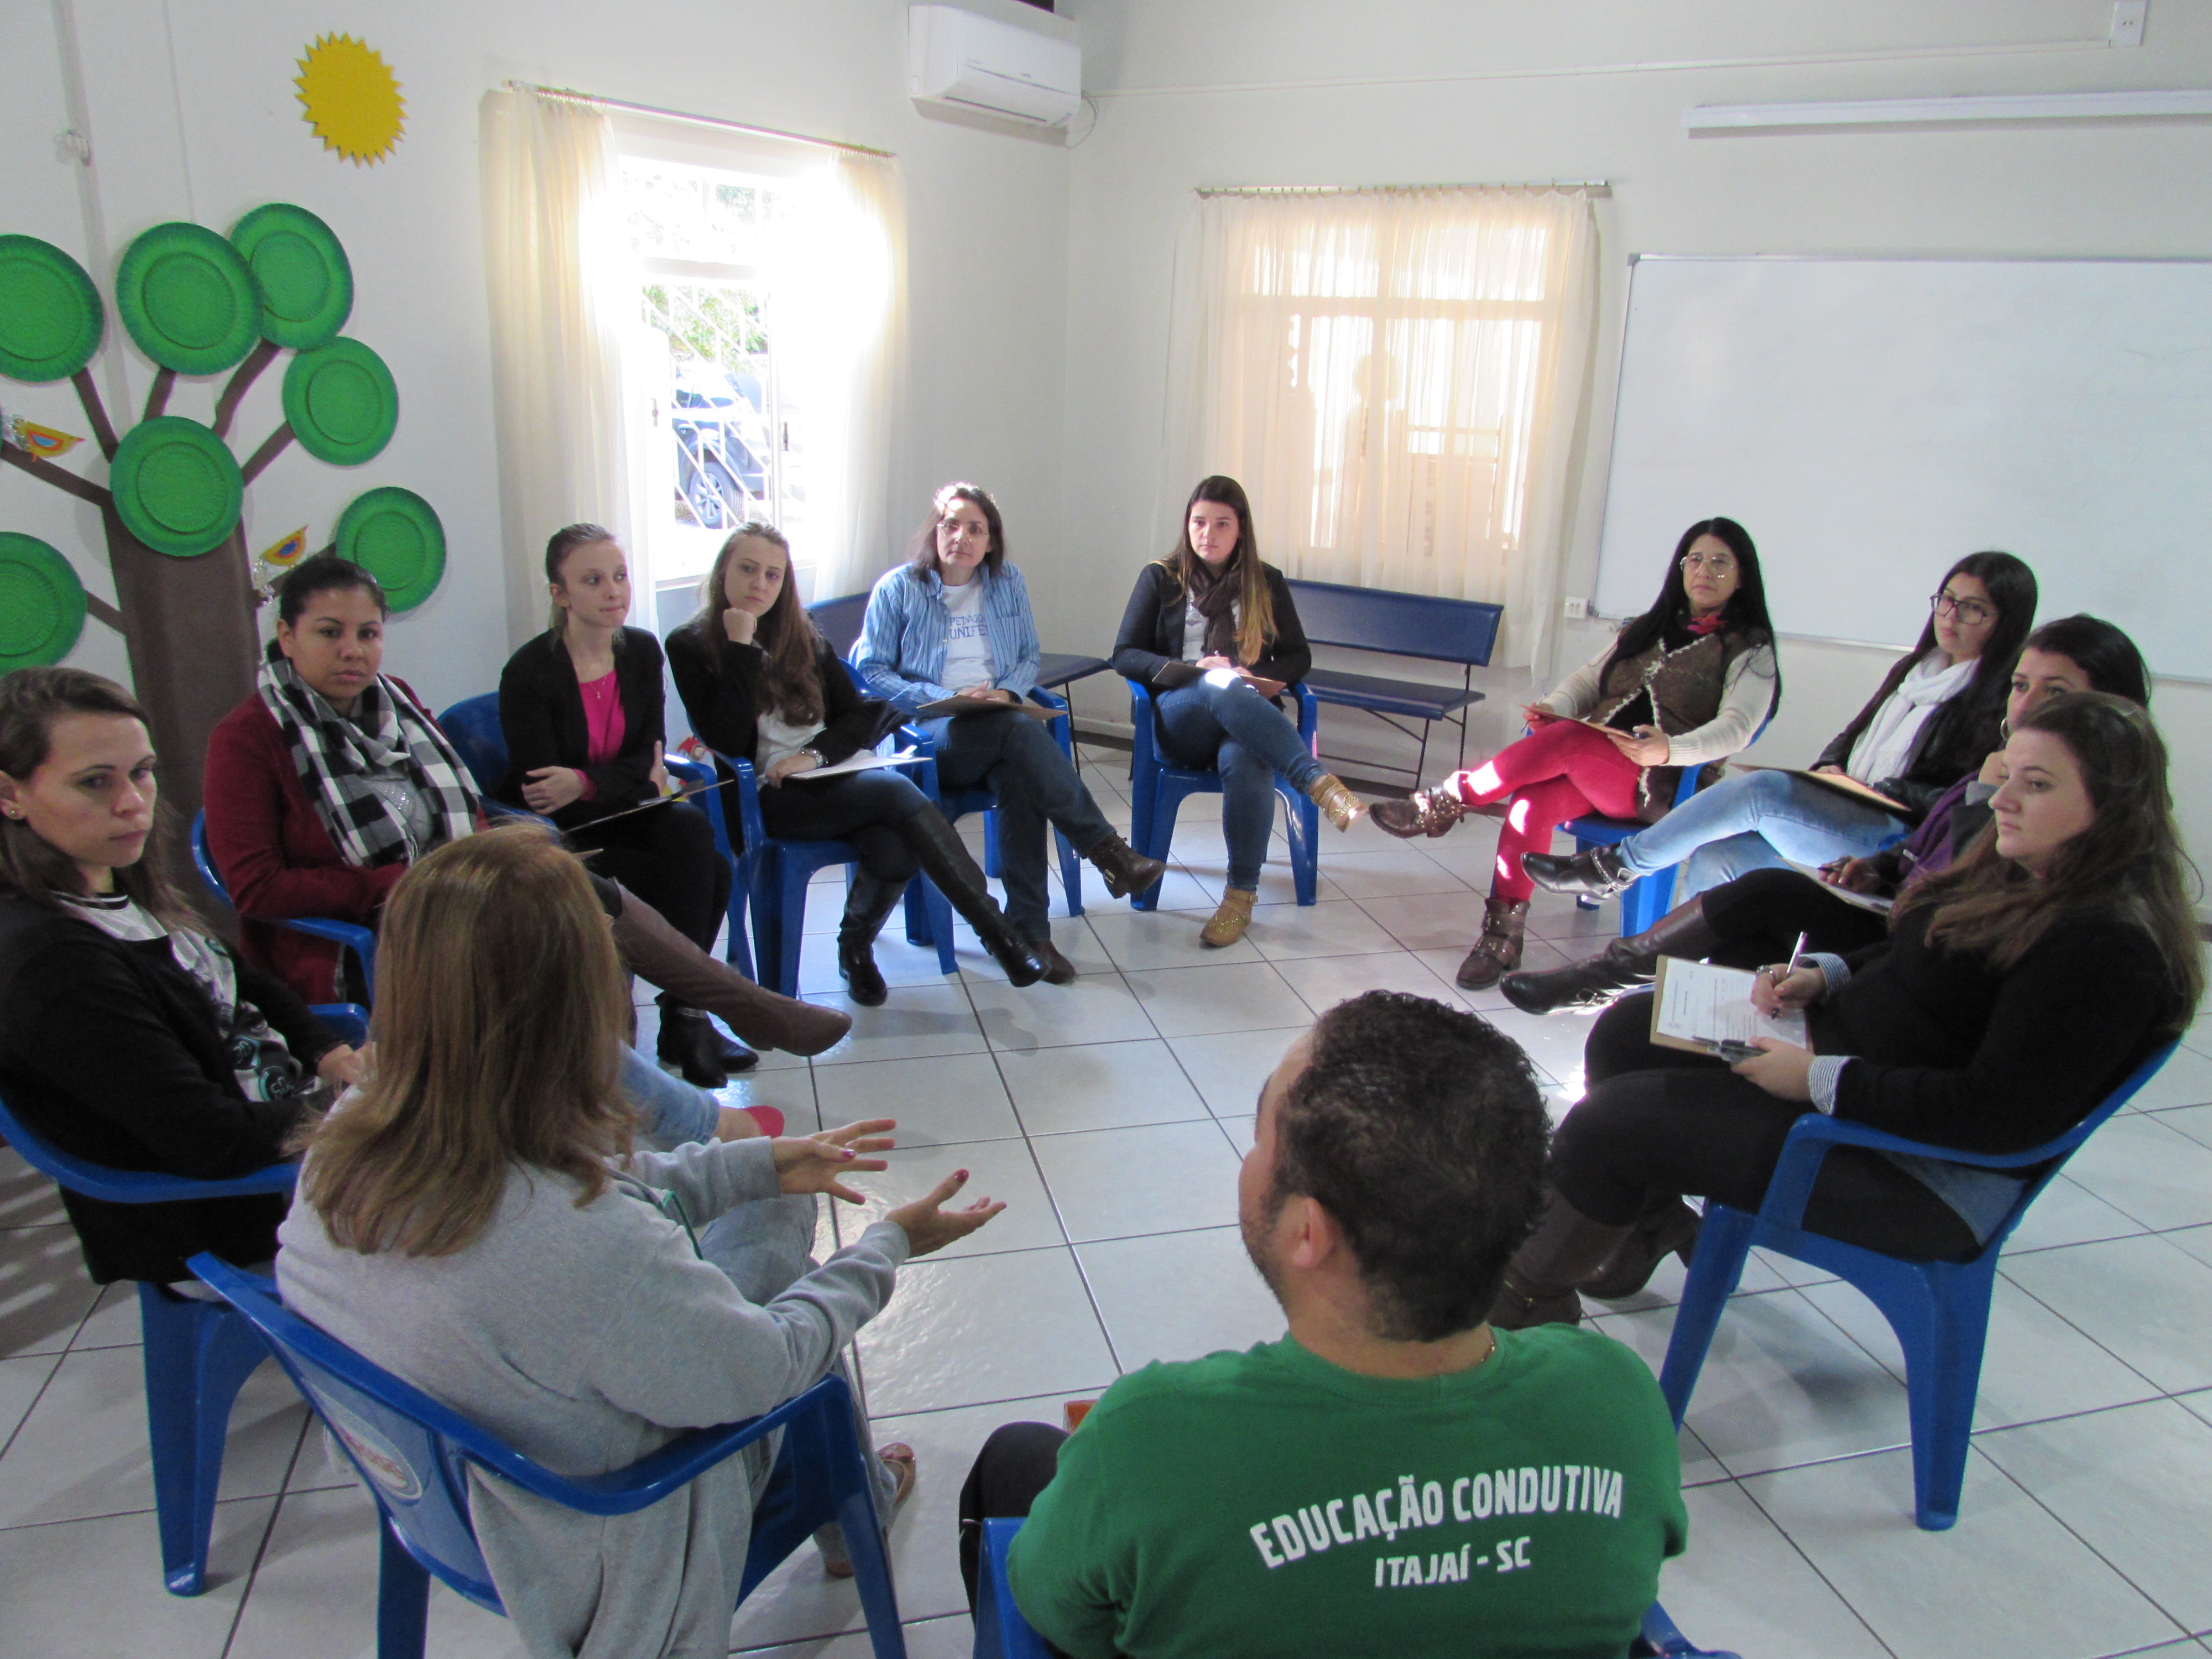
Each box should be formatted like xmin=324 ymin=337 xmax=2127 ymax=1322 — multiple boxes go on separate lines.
xmin=0 ymin=205 xmax=445 ymax=821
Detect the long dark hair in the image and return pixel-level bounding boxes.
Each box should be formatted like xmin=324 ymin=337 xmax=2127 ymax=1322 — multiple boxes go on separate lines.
xmin=1155 ymin=475 xmax=1276 ymax=666
xmin=0 ymin=667 xmax=195 ymax=927
xmin=1900 ymin=692 xmax=2201 ymax=1019
xmin=905 ymin=482 xmax=1007 ymax=583
xmin=1914 ymin=550 xmax=2037 ymax=719
xmin=2022 ymin=615 xmax=2151 ymax=709
xmin=679 ymin=522 xmax=825 ymax=724
xmin=1600 ymin=517 xmax=1781 ymax=722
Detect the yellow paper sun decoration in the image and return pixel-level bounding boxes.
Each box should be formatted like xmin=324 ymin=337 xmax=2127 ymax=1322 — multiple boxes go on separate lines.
xmin=295 ymin=34 xmax=405 ymax=166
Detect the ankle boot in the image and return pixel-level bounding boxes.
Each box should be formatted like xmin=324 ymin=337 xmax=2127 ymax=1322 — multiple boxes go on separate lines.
xmin=606 ymin=881 xmax=853 ymax=1056
xmin=1455 ymin=896 xmax=1529 ymax=990
xmin=1307 ymin=773 xmax=1365 ymax=832
xmin=1489 ymin=1191 xmax=1635 ymax=1331
xmin=1499 ymin=898 xmax=1721 ymax=1016
xmin=1084 ymin=831 xmax=1167 ymax=901
xmin=1520 ymin=844 xmax=1635 ymax=899
xmin=1579 ymin=1194 xmax=1702 ymax=1301
xmin=836 ymin=872 xmax=906 ymax=1008
xmin=1370 ymin=784 xmax=1467 ymax=839
xmin=899 ymin=810 xmax=1048 ymax=988
xmin=656 ymin=1003 xmax=730 ymax=1088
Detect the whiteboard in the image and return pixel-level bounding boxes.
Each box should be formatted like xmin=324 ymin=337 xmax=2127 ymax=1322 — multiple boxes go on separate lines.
xmin=1595 ymin=255 xmax=2212 ymax=681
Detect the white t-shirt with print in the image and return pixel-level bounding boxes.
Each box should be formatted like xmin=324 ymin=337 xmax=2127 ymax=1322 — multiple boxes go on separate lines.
xmin=940 ymin=577 xmax=995 ymax=692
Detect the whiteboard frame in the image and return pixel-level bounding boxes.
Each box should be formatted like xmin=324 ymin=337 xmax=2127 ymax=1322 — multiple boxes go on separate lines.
xmin=1592 ymin=252 xmax=2212 ymax=684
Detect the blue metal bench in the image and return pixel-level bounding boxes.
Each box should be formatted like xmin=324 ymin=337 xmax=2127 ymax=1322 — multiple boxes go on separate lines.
xmin=1285 ymin=578 xmax=1504 ymax=785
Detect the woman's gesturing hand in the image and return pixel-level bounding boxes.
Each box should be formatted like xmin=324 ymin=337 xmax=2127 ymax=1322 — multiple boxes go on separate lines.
xmin=1751 ymin=963 xmax=1824 ymax=1015
xmin=772 ymin=1117 xmax=896 ymax=1204
xmin=888 ymin=1168 xmax=1006 ymax=1257
xmin=1731 ymin=1038 xmax=1814 ymax=1102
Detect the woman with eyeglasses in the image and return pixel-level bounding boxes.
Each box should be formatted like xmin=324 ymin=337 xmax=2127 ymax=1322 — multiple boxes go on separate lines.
xmin=1372 ymin=519 xmax=1781 ymax=988
xmin=1520 ymin=551 xmax=2037 ymax=911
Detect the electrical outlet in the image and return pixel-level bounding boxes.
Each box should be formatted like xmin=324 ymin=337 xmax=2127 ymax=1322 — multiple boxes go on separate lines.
xmin=2111 ymin=0 xmax=2147 ymax=47
xmin=1561 ymin=595 xmax=1589 ymax=619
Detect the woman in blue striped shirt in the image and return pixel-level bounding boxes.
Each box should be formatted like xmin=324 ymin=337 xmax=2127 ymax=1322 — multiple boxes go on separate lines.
xmin=855 ymin=484 xmax=1165 ymax=981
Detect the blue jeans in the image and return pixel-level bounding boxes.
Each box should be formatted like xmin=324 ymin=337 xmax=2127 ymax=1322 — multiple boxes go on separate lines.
xmin=926 ymin=708 xmax=1114 ymax=941
xmin=1154 ymin=676 xmax=1323 ymax=892
xmin=620 ymin=1044 xmax=722 ymax=1149
xmin=1613 ymin=771 xmax=1908 ymax=901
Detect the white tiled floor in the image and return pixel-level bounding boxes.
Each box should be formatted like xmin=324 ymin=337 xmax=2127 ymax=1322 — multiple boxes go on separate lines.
xmin=4 ymin=740 xmax=2211 ymax=1657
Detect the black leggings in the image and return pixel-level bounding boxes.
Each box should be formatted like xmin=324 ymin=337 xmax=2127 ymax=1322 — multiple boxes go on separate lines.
xmin=959 ymin=1422 xmax=1069 ymax=1619
xmin=1553 ymin=992 xmax=1980 ymax=1261
xmin=1698 ymin=867 xmax=1892 ymax=971
xmin=567 ymin=800 xmax=728 ymax=958
xmin=757 ymin=769 xmax=933 ymax=885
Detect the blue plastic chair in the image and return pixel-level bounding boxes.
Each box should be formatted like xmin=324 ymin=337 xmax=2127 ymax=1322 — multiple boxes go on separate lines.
xmin=690 ymin=748 xmax=957 ymax=998
xmin=192 ymin=811 xmax=379 ymax=999
xmin=973 ymin=1516 xmax=1734 ymax=1658
xmin=432 ymin=693 xmax=507 ymax=799
xmin=1658 ymin=1039 xmax=2178 ymax=1531
xmin=0 ymin=1003 xmax=365 ymax=1597
xmin=899 ymin=687 xmax=1087 ymax=953
xmin=1122 ymin=678 xmax=1322 ymax=910
xmin=1563 ymin=716 xmax=1775 ymax=934
xmin=186 ymin=1255 xmax=907 ymax=1659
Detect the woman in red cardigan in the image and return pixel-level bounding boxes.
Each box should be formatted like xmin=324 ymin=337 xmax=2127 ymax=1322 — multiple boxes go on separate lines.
xmin=203 ymin=555 xmax=848 ymax=1079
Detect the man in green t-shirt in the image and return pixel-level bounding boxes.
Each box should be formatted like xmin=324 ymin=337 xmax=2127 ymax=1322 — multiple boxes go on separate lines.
xmin=964 ymin=990 xmax=1689 ymax=1658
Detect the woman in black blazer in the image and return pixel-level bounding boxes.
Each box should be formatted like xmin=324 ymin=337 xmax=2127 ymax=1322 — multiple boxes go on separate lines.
xmin=1110 ymin=476 xmax=1364 ymax=948
xmin=498 ymin=525 xmax=738 ymax=1085
xmin=666 ymin=523 xmax=1046 ymax=1005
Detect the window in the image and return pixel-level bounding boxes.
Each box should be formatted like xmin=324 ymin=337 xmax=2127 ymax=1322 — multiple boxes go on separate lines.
xmin=617 ymin=154 xmax=814 ymax=597
xmin=1167 ymin=189 xmax=1597 ymax=663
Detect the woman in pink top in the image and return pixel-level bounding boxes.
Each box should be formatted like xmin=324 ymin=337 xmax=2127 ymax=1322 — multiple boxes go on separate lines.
xmin=498 ymin=525 xmax=737 ymax=1086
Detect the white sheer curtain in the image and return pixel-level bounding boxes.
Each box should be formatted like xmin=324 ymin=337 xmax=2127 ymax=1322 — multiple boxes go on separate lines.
xmin=780 ymin=152 xmax=909 ymax=603
xmin=1163 ymin=188 xmax=1598 ymax=668
xmin=478 ymin=88 xmax=641 ymax=646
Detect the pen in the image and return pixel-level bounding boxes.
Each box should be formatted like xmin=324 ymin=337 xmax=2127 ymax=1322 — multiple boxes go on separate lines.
xmin=1784 ymin=931 xmax=1807 ymax=981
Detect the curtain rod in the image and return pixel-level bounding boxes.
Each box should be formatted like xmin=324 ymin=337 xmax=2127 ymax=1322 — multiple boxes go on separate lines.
xmin=1197 ymin=180 xmax=1610 ymax=198
xmin=506 ymin=81 xmax=894 ymax=160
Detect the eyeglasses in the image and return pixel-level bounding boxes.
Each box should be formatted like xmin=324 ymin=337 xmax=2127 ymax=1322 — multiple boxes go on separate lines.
xmin=1681 ymin=553 xmax=1736 ymax=575
xmin=1930 ymin=591 xmax=1996 ymax=627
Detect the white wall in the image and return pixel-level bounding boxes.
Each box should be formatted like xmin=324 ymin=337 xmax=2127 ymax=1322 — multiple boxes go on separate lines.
xmin=3 ymin=0 xmax=1071 ymax=716
xmin=1049 ymin=0 xmax=2212 ymax=870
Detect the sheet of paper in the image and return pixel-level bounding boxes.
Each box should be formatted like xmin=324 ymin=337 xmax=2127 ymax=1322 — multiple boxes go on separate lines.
xmin=788 ymin=748 xmax=926 ymax=781
xmin=1651 ymin=958 xmax=1809 ymax=1056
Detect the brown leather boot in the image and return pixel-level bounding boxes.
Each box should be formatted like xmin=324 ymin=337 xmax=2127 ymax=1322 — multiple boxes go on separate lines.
xmin=1370 ymin=785 xmax=1467 ymax=839
xmin=1455 ymin=896 xmax=1529 ymax=990
xmin=607 ymin=881 xmax=853 ymax=1056
xmin=1489 ymin=1191 xmax=1634 ymax=1330
xmin=1579 ymin=1194 xmax=1702 ymax=1300
xmin=1083 ymin=831 xmax=1168 ymax=901
xmin=1499 ymin=898 xmax=1722 ymax=1016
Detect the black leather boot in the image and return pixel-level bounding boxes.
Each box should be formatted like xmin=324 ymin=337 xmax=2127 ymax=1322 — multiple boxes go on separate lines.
xmin=1521 ymin=844 xmax=1636 ymax=899
xmin=899 ymin=809 xmax=1048 ymax=988
xmin=1488 ymin=1191 xmax=1634 ymax=1331
xmin=1579 ymin=1194 xmax=1702 ymax=1300
xmin=655 ymin=1000 xmax=734 ymax=1088
xmin=1455 ymin=896 xmax=1529 ymax=990
xmin=836 ymin=872 xmax=906 ymax=1008
xmin=1499 ymin=898 xmax=1722 ymax=1016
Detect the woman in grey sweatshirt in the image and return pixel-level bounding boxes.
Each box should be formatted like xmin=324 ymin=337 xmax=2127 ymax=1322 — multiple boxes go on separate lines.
xmin=278 ymin=825 xmax=1003 ymax=1659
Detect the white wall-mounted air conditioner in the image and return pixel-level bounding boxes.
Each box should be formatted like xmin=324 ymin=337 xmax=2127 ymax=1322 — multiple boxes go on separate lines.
xmin=909 ymin=4 xmax=1082 ymax=128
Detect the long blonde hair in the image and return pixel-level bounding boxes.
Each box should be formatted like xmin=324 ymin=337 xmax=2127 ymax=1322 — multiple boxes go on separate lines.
xmin=1156 ymin=475 xmax=1276 ymax=666
xmin=298 ymin=825 xmax=636 ymax=1256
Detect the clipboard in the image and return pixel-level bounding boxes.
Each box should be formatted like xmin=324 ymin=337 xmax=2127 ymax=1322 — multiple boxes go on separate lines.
xmin=786 ymin=748 xmax=926 ymax=781
xmin=1649 ymin=957 xmax=1809 ymax=1058
xmin=1734 ymin=765 xmax=1910 ymax=815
